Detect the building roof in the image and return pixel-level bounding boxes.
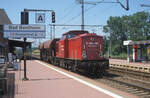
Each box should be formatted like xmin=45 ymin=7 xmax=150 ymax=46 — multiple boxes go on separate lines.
xmin=8 ymin=39 xmax=32 ymax=47
xmin=124 ymin=40 xmax=150 ymax=45
xmin=0 ymin=9 xmax=12 ymax=25
xmin=130 ymin=40 xmax=150 ymax=45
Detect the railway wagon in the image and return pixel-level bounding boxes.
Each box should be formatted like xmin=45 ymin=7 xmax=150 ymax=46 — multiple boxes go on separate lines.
xmin=40 ymin=30 xmax=109 ymax=74
xmin=39 ymin=39 xmax=59 ymax=62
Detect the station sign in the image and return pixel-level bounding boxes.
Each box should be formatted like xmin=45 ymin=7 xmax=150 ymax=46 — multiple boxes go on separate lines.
xmin=123 ymin=40 xmax=132 ymax=45
xmin=35 ymin=13 xmax=45 ymax=23
xmin=3 ymin=24 xmax=46 ymax=38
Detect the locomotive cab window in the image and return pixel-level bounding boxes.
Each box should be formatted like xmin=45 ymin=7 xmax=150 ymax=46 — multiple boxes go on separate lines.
xmin=68 ymin=33 xmax=77 ymax=39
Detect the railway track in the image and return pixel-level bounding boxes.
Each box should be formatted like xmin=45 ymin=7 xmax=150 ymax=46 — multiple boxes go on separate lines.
xmin=94 ymin=68 xmax=150 ymax=98
xmin=74 ymin=67 xmax=150 ymax=97
xmin=96 ymin=76 xmax=150 ymax=98
xmin=74 ymin=66 xmax=150 ymax=97
xmin=108 ymin=67 xmax=150 ymax=82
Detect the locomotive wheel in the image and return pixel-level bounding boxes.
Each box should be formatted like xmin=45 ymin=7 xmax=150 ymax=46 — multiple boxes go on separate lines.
xmin=65 ymin=64 xmax=69 ymax=69
xmin=71 ymin=65 xmax=77 ymax=72
xmin=51 ymin=59 xmax=53 ymax=64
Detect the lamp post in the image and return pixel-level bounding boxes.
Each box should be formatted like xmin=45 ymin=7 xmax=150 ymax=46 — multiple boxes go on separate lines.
xmin=21 ymin=11 xmax=29 ymax=80
xmin=21 ymin=9 xmax=54 ymax=81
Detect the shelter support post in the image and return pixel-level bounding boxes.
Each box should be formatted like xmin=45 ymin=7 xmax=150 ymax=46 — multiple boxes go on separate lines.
xmin=127 ymin=45 xmax=130 ymax=62
xmin=29 ymin=44 xmax=32 ymax=60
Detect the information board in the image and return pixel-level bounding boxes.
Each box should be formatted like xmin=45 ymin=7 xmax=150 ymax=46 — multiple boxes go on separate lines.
xmin=3 ymin=24 xmax=46 ymax=38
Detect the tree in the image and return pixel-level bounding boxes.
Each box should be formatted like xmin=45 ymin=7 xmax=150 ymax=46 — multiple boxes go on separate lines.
xmin=103 ymin=11 xmax=150 ymax=56
xmin=128 ymin=12 xmax=150 ymax=40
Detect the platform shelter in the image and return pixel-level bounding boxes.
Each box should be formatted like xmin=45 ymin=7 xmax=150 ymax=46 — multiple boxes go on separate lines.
xmin=124 ymin=40 xmax=150 ymax=62
xmin=0 ymin=9 xmax=32 ymax=60
xmin=8 ymin=39 xmax=32 ymax=59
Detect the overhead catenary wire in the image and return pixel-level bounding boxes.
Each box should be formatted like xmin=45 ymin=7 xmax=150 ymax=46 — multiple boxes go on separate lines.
xmin=58 ymin=1 xmax=116 ymax=32
xmin=57 ymin=2 xmax=78 ymax=23
xmin=63 ymin=4 xmax=100 ymax=24
xmin=136 ymin=0 xmax=141 ymax=5
xmin=57 ymin=0 xmax=129 ymax=36
xmin=60 ymin=1 xmax=118 ymax=28
xmin=62 ymin=0 xmax=124 ymax=25
xmin=57 ymin=5 xmax=99 ymax=32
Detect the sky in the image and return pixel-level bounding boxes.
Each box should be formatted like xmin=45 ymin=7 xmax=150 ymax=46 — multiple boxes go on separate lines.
xmin=1 ymin=0 xmax=150 ymax=46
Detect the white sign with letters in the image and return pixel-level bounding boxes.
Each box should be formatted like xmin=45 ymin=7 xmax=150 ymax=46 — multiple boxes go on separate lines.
xmin=8 ymin=53 xmax=13 ymax=62
xmin=123 ymin=40 xmax=132 ymax=45
xmin=3 ymin=24 xmax=46 ymax=38
xmin=35 ymin=13 xmax=45 ymax=23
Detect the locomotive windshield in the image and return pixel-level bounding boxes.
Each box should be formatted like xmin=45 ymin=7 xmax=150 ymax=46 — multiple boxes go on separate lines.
xmin=61 ymin=30 xmax=89 ymax=39
xmin=68 ymin=33 xmax=77 ymax=39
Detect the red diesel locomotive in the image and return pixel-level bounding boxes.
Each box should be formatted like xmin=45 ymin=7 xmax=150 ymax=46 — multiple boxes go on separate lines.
xmin=39 ymin=30 xmax=109 ymax=74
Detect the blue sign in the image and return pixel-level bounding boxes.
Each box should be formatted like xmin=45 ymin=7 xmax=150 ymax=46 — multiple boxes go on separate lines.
xmin=3 ymin=24 xmax=46 ymax=38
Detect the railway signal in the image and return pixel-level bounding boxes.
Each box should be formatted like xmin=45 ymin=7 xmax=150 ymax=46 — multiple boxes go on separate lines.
xmin=52 ymin=11 xmax=55 ymax=23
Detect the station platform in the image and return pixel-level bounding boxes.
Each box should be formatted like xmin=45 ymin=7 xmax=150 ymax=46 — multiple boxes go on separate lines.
xmin=2 ymin=60 xmax=137 ymax=98
xmin=110 ymin=59 xmax=150 ymax=73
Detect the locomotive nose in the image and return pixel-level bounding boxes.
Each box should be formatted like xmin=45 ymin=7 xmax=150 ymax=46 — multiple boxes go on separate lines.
xmin=82 ymin=35 xmax=104 ymax=60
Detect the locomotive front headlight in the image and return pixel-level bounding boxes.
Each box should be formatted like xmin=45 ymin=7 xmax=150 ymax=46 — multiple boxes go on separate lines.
xmin=82 ymin=50 xmax=87 ymax=58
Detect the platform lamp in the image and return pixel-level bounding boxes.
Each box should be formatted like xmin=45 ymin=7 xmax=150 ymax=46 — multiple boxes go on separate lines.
xmin=21 ymin=11 xmax=29 ymax=80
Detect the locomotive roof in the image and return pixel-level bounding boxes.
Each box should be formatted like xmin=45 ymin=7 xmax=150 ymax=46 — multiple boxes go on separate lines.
xmin=63 ymin=30 xmax=89 ymax=35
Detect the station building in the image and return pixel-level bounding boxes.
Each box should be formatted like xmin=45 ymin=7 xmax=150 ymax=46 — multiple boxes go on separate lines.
xmin=0 ymin=8 xmax=32 ymax=60
xmin=0 ymin=9 xmax=11 ymax=57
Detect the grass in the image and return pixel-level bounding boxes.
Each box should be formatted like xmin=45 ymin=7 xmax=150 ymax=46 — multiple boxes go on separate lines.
xmin=105 ymin=53 xmax=127 ymax=59
xmin=32 ymin=49 xmax=40 ymax=56
xmin=32 ymin=52 xmax=40 ymax=55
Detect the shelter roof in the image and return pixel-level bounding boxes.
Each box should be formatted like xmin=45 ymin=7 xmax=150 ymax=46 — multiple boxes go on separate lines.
xmin=8 ymin=39 xmax=32 ymax=47
xmin=124 ymin=40 xmax=150 ymax=45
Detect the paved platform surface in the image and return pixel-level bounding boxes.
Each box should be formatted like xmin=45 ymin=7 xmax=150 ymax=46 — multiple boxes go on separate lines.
xmin=1 ymin=60 xmax=138 ymax=98
xmin=110 ymin=59 xmax=150 ymax=73
xmin=16 ymin=60 xmax=115 ymax=98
